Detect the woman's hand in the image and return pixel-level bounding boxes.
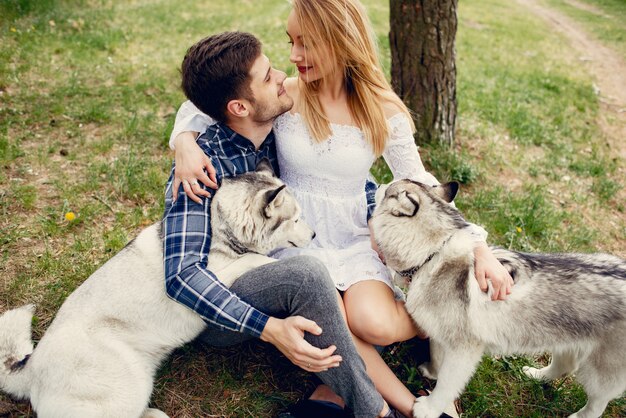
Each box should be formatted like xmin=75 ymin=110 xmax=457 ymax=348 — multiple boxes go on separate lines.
xmin=172 ymin=131 xmax=218 ymax=203
xmin=368 ymin=220 xmax=385 ymax=263
xmin=473 ymin=242 xmax=514 ymax=301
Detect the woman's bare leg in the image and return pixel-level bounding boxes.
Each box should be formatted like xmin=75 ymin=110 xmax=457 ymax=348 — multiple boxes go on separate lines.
xmin=344 ymin=280 xmax=435 ymax=415
xmin=310 ymin=290 xmax=417 ymax=416
xmin=344 ymin=280 xmax=427 ymax=346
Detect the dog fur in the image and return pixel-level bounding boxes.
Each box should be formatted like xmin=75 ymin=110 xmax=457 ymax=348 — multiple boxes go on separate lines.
xmin=0 ymin=160 xmax=313 ymax=418
xmin=371 ymin=180 xmax=626 ymax=418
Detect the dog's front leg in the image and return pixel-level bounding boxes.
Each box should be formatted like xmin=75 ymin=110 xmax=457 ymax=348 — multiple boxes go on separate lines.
xmin=418 ymin=339 xmax=443 ymax=380
xmin=412 ymin=344 xmax=483 ymax=418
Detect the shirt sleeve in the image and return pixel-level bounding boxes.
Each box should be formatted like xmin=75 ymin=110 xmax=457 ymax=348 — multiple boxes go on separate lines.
xmin=382 ymin=113 xmax=488 ymax=242
xmin=162 ymin=163 xmax=270 ymax=337
xmin=365 ymin=177 xmax=378 ymax=222
xmin=169 ymin=100 xmax=216 ymax=150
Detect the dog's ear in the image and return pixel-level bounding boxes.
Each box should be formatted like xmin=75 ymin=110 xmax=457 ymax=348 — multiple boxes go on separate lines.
xmin=256 ymin=159 xmax=276 ymax=177
xmin=263 ymin=185 xmax=287 ymax=218
xmin=434 ymin=182 xmax=459 ymax=203
xmin=391 ymin=190 xmax=419 ymax=217
xmin=375 ymin=183 xmax=389 ymax=206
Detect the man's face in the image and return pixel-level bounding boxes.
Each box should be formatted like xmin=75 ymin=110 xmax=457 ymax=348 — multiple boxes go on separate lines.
xmin=246 ymin=54 xmax=293 ymax=123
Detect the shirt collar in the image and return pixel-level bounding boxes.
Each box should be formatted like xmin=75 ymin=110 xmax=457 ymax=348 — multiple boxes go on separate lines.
xmin=216 ymin=122 xmax=274 ymax=151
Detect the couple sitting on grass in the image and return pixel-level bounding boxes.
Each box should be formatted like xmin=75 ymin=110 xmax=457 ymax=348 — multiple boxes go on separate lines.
xmin=163 ymin=0 xmax=513 ymax=417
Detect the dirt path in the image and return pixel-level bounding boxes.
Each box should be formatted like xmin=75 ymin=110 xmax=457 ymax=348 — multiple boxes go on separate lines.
xmin=517 ymin=0 xmax=626 ymax=160
xmin=564 ymin=0 xmax=612 ymax=18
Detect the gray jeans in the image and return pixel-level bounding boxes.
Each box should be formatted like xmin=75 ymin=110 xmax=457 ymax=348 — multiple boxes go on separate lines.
xmin=200 ymin=256 xmax=384 ymax=418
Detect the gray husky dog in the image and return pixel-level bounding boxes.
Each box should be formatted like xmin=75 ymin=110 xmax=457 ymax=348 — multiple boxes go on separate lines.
xmin=0 ymin=160 xmax=314 ymax=418
xmin=371 ymin=179 xmax=626 ymax=418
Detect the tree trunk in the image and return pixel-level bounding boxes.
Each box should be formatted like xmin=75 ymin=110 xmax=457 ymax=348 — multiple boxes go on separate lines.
xmin=390 ymin=0 xmax=458 ymax=146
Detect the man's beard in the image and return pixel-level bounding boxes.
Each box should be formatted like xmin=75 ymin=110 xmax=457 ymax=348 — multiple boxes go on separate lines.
xmin=251 ymin=99 xmax=293 ymax=124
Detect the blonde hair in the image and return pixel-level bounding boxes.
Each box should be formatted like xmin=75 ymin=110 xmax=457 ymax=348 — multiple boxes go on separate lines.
xmin=291 ymin=0 xmax=413 ymax=156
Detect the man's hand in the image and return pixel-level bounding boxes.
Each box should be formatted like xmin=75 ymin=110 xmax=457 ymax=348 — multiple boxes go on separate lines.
xmin=260 ymin=316 xmax=342 ymax=372
xmin=172 ymin=131 xmax=218 ymax=203
xmin=474 ymin=242 xmax=514 ymax=301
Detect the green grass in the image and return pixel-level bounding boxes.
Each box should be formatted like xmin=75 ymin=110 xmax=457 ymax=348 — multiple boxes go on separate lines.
xmin=463 ymin=355 xmax=590 ymax=417
xmin=459 ymin=184 xmax=597 ymax=252
xmin=0 ymin=0 xmax=624 ymax=417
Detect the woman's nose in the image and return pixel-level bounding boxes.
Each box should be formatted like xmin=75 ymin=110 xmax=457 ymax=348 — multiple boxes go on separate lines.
xmin=290 ymin=46 xmax=303 ymax=63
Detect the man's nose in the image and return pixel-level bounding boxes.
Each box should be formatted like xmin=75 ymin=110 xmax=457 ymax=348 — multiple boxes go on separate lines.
xmin=276 ymin=70 xmax=287 ymax=84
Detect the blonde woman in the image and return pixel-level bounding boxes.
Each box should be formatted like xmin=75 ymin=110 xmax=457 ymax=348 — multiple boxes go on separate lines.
xmin=170 ymin=1 xmax=512 ymax=416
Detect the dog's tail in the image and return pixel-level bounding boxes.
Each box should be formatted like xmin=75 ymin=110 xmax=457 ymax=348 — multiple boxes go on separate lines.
xmin=0 ymin=304 xmax=35 ymax=400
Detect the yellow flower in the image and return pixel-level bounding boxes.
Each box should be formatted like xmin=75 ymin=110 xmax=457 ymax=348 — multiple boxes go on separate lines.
xmin=10 ymin=27 xmax=17 ymax=32
xmin=65 ymin=212 xmax=76 ymax=221
xmin=516 ymin=226 xmax=522 ymax=233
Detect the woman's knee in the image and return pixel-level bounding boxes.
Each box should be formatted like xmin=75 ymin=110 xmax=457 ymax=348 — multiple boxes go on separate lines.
xmin=347 ymin=308 xmax=398 ymax=346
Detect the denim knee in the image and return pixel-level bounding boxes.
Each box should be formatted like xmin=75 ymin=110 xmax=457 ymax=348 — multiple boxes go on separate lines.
xmin=289 ymin=255 xmax=335 ymax=296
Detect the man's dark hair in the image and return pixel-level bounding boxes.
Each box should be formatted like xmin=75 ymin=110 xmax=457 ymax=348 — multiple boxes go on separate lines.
xmin=181 ymin=32 xmax=261 ymax=122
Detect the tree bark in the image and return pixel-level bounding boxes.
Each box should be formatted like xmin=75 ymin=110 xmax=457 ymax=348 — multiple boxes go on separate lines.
xmin=390 ymin=0 xmax=458 ymax=146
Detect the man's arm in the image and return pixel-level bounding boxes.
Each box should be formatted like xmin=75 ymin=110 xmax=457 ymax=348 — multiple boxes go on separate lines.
xmin=163 ymin=165 xmax=342 ymax=370
xmin=163 ymin=164 xmax=269 ymax=337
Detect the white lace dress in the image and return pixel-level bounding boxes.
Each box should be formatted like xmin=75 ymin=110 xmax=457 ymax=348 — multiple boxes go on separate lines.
xmin=269 ymin=112 xmax=439 ymax=290
xmin=169 ymin=101 xmax=487 ymax=291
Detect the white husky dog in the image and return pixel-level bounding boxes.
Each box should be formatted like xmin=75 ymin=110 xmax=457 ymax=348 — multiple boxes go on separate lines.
xmin=371 ymin=179 xmax=626 ymax=418
xmin=0 ymin=160 xmax=314 ymax=418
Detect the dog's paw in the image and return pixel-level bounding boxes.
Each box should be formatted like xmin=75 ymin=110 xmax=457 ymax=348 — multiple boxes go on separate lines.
xmin=141 ymin=408 xmax=170 ymax=418
xmin=522 ymin=365 xmax=544 ymax=380
xmin=418 ymin=362 xmax=438 ymax=380
xmin=412 ymin=396 xmax=441 ymax=418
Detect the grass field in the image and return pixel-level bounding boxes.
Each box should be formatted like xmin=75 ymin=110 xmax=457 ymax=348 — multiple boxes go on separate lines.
xmin=1 ymin=0 xmax=624 ymax=416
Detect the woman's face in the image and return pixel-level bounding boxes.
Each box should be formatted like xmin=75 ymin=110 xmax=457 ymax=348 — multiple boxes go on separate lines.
xmin=286 ymin=10 xmax=328 ymax=83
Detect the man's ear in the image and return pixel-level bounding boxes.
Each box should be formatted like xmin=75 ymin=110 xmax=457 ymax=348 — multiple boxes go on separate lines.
xmin=225 ymin=99 xmax=250 ymax=119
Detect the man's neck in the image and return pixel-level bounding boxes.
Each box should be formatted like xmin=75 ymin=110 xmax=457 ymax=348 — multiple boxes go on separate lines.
xmin=226 ymin=119 xmax=273 ymax=150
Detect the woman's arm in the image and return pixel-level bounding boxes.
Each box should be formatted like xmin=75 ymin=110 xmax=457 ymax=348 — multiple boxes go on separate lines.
xmin=169 ymin=100 xmax=215 ymax=149
xmin=169 ymin=101 xmax=218 ymax=201
xmin=172 ymin=132 xmax=217 ymax=202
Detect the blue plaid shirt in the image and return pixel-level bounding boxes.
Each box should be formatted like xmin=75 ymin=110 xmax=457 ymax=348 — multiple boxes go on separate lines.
xmin=163 ymin=122 xmax=377 ymax=338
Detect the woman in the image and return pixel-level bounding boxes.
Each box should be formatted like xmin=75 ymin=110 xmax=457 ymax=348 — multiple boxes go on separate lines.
xmin=171 ymin=1 xmax=512 ymax=416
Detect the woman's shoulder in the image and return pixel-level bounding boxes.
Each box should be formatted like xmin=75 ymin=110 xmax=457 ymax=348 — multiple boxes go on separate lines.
xmin=380 ymin=94 xmax=409 ymax=120
xmin=380 ymin=97 xmax=414 ymax=137
xmin=284 ymin=77 xmax=300 ymax=102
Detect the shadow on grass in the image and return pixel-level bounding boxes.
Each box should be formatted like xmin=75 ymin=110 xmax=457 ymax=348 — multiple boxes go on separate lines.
xmin=152 ymin=340 xmax=316 ymax=418
xmin=1 ymin=0 xmax=59 ymax=21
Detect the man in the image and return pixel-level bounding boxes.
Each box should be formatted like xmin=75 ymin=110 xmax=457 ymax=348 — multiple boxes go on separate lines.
xmin=162 ymin=32 xmax=397 ymax=418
